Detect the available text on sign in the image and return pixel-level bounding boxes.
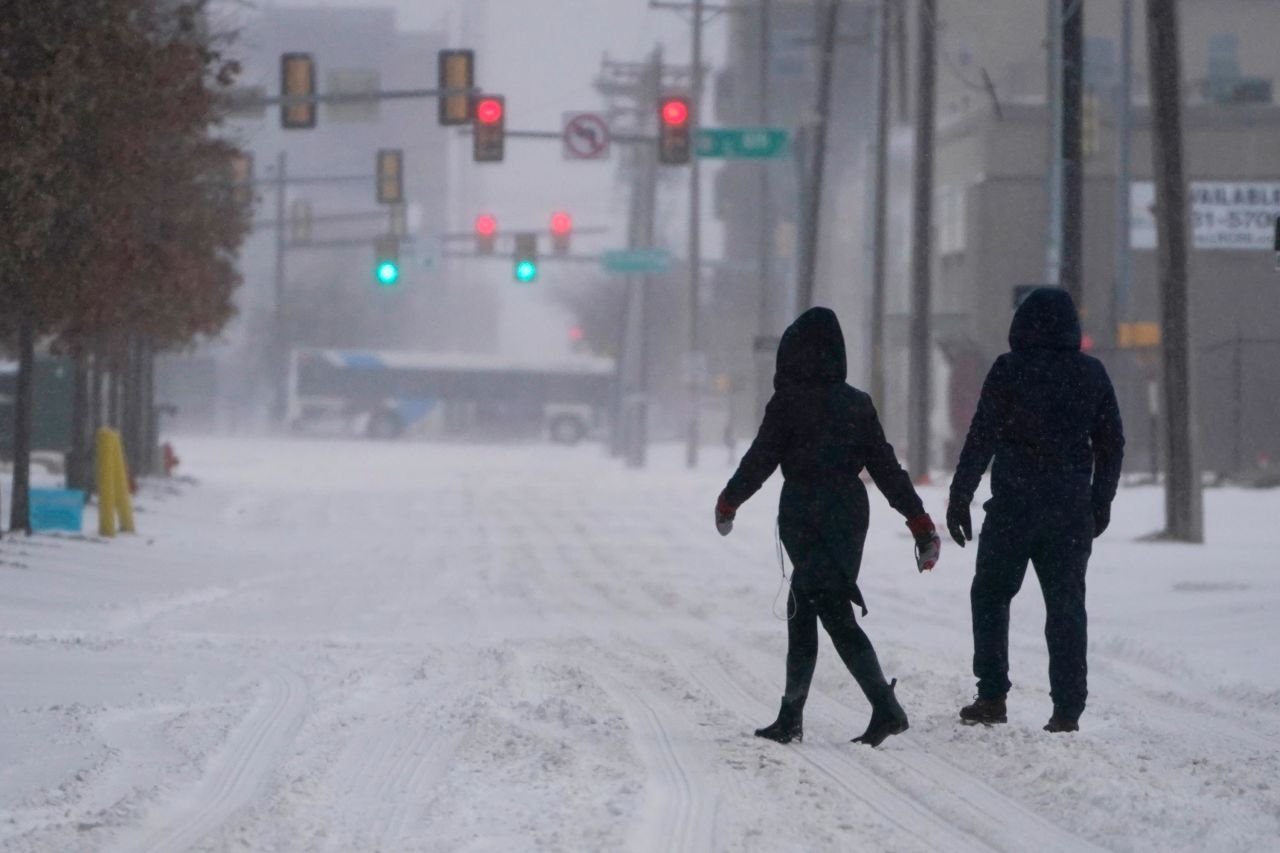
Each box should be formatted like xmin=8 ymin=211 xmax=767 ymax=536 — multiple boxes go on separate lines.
xmin=1131 ymin=182 xmax=1280 ymax=250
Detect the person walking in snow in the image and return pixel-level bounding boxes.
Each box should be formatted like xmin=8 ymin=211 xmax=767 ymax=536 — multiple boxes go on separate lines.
xmin=714 ymin=307 xmax=941 ymax=748
xmin=947 ymin=288 xmax=1125 ymax=733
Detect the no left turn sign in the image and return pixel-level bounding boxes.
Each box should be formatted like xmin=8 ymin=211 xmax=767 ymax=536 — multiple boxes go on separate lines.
xmin=562 ymin=112 xmax=611 ymax=161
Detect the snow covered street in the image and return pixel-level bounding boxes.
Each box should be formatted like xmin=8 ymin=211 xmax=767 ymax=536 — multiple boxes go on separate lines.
xmin=2 ymin=437 xmax=1278 ymax=852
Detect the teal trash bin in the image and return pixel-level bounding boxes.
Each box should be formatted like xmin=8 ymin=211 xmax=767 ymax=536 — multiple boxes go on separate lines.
xmin=29 ymin=488 xmax=85 ymax=533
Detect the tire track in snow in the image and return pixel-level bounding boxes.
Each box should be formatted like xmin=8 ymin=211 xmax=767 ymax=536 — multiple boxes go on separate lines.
xmin=680 ymin=660 xmax=991 ymax=853
xmin=664 ymin=628 xmax=1099 ymax=853
xmin=114 ymin=666 xmax=307 ymax=853
xmin=591 ymin=676 xmax=718 ymax=853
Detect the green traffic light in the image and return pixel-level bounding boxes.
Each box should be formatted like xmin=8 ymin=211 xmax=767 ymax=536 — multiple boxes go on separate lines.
xmin=515 ymin=260 xmax=537 ymax=283
xmin=376 ymin=261 xmax=400 ymax=286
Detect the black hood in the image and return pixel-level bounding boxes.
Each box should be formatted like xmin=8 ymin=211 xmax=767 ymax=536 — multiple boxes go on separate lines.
xmin=1009 ymin=287 xmax=1082 ymax=352
xmin=775 ymin=307 xmax=847 ymax=390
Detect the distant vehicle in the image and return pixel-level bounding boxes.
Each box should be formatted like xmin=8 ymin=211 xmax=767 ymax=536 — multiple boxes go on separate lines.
xmin=287 ymin=348 xmax=616 ymax=444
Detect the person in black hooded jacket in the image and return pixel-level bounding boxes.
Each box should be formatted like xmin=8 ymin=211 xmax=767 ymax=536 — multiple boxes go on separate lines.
xmin=715 ymin=307 xmax=941 ymax=748
xmin=947 ymin=288 xmax=1125 ymax=733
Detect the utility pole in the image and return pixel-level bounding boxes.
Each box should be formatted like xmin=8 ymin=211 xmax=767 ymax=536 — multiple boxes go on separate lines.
xmin=633 ymin=52 xmax=663 ymax=469
xmin=1146 ymin=0 xmax=1203 ymax=542
xmin=272 ymin=151 xmax=288 ymax=422
xmin=795 ymin=0 xmax=841 ymax=312
xmin=622 ymin=49 xmax=664 ymax=468
xmin=1044 ymin=0 xmax=1063 ymax=285
xmin=869 ymin=0 xmax=892 ymax=407
xmin=686 ymin=0 xmax=706 ymax=469
xmin=596 ymin=49 xmax=691 ymax=467
xmin=907 ymin=0 xmax=936 ymax=481
xmin=1112 ymin=0 xmax=1134 ymax=342
xmin=1060 ymin=0 xmax=1084 ymax=306
xmin=755 ymin=0 xmax=774 ymax=337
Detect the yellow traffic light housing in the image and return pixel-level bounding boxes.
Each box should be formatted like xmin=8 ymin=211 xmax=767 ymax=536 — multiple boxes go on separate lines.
xmin=281 ymin=52 xmax=317 ymax=129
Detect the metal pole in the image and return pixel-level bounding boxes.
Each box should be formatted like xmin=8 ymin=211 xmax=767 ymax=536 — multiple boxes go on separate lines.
xmin=1113 ymin=0 xmax=1134 ymax=344
xmin=1146 ymin=0 xmax=1203 ymax=542
xmin=1045 ymin=0 xmax=1063 ymax=284
xmin=1061 ymin=0 xmax=1084 ymax=306
xmin=686 ymin=0 xmax=705 ymax=469
xmin=907 ymin=0 xmax=936 ymax=481
xmin=869 ymin=0 xmax=892 ymax=407
xmin=273 ymin=151 xmax=288 ymax=423
xmin=633 ymin=48 xmax=663 ymax=469
xmin=1232 ymin=322 xmax=1243 ymax=475
xmin=796 ymin=0 xmax=840 ymax=312
xmin=755 ymin=0 xmax=774 ymax=337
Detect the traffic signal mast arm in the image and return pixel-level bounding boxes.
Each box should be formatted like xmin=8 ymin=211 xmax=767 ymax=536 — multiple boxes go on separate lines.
xmin=452 ymin=128 xmax=657 ymax=145
xmin=226 ymin=86 xmax=480 ymax=111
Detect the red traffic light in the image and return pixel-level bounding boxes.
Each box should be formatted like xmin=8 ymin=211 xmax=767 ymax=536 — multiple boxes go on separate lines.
xmin=475 ymin=214 xmax=497 ymax=236
xmin=550 ymin=212 xmax=572 ymax=235
xmin=568 ymin=325 xmax=584 ymax=343
xmin=661 ymin=98 xmax=689 ymax=126
xmin=476 ymin=97 xmax=504 ymax=124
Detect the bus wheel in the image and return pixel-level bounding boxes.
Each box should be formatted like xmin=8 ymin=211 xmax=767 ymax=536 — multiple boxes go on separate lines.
xmin=548 ymin=414 xmax=586 ymax=445
xmin=366 ymin=410 xmax=403 ymax=440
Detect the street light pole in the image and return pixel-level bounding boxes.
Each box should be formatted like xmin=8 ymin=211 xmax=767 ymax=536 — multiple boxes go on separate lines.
xmin=686 ymin=0 xmax=705 ymax=469
xmin=869 ymin=0 xmax=892 ymax=408
xmin=272 ymin=151 xmax=288 ymax=422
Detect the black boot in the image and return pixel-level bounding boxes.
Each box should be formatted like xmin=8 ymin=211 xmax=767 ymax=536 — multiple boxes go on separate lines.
xmin=755 ymin=697 xmax=804 ymax=744
xmin=852 ymin=678 xmax=909 ymax=747
xmin=959 ymin=696 xmax=1008 ymax=725
xmin=846 ymin=650 xmax=909 ymax=748
xmin=1044 ymin=714 xmax=1079 ymax=733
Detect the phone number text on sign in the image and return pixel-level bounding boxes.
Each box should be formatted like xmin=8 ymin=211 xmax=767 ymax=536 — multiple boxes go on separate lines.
xmin=1131 ymin=182 xmax=1280 ymax=250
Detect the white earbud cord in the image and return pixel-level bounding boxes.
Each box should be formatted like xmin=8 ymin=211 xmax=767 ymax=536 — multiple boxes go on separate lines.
xmin=772 ymin=520 xmax=796 ymax=621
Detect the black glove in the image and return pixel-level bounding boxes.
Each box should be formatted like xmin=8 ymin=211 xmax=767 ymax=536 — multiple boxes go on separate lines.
xmin=715 ymin=494 xmax=736 ymax=536
xmin=946 ymin=500 xmax=972 ymax=548
xmin=1092 ymin=501 xmax=1111 ymax=538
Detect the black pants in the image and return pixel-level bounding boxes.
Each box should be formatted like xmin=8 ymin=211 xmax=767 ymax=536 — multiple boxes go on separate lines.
xmin=783 ymin=585 xmax=877 ymax=709
xmin=971 ymin=508 xmax=1092 ymax=719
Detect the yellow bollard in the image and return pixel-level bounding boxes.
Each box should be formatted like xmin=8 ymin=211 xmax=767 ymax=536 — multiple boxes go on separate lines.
xmin=96 ymin=427 xmax=117 ymax=537
xmin=109 ymin=430 xmax=136 ymax=534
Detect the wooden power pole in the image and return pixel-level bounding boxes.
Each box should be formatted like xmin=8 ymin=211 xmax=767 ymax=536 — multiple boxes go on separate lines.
xmin=1146 ymin=0 xmax=1203 ymax=542
xmin=907 ymin=0 xmax=936 ymax=481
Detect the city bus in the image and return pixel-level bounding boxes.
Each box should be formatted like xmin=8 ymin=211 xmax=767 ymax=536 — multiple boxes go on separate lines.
xmin=286 ymin=348 xmax=616 ymax=444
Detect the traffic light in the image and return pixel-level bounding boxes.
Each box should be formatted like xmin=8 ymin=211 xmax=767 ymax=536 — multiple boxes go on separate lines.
xmin=658 ymin=95 xmax=692 ymax=165
xmin=473 ymin=95 xmax=505 ymax=162
xmin=438 ymin=49 xmax=475 ymax=126
xmin=376 ymin=149 xmax=404 ymax=204
xmin=374 ymin=236 xmax=400 ymax=286
xmin=229 ymin=152 xmax=254 ymax=208
xmin=280 ymin=52 xmax=317 ymax=129
xmin=550 ymin=211 xmax=572 ymax=256
xmin=475 ymin=214 xmax=497 ymax=254
xmin=513 ymin=232 xmax=537 ymax=283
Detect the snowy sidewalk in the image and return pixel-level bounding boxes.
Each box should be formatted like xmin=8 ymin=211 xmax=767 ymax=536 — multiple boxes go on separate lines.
xmin=1 ymin=437 xmax=1277 ymax=851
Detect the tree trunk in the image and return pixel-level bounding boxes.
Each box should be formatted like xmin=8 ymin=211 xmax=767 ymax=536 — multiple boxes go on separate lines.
xmin=68 ymin=348 xmax=90 ymax=492
xmin=10 ymin=312 xmax=36 ymax=535
xmin=140 ymin=339 xmax=156 ymax=476
xmin=1146 ymin=0 xmax=1203 ymax=542
xmin=122 ymin=335 xmax=141 ymax=474
xmin=108 ymin=351 xmax=123 ymax=431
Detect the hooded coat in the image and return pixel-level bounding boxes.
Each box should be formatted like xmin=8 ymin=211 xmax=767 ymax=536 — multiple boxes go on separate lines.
xmin=722 ymin=307 xmax=925 ymax=610
xmin=949 ymin=288 xmax=1125 ymax=514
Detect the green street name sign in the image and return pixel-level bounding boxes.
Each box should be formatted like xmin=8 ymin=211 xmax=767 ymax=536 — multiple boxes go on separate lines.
xmin=696 ymin=127 xmax=789 ymax=159
xmin=602 ymin=249 xmax=673 ymax=275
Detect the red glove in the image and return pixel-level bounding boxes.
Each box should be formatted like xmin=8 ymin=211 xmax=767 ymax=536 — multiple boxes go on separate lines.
xmin=715 ymin=494 xmax=736 ymax=536
xmin=906 ymin=514 xmax=941 ymax=572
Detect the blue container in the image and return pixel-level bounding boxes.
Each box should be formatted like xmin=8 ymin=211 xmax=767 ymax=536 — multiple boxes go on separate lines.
xmin=30 ymin=488 xmax=85 ymax=533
